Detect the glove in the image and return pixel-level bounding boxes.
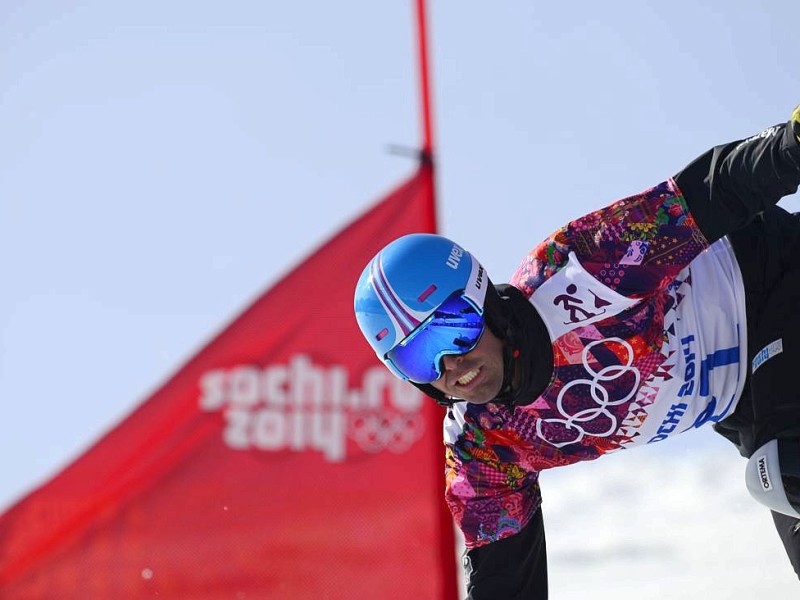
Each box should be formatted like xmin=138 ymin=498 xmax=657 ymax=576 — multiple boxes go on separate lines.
xmin=792 ymin=104 xmax=800 ymax=143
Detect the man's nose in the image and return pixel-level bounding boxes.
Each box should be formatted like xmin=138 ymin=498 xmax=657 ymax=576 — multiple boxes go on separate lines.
xmin=440 ymin=353 xmax=463 ymax=371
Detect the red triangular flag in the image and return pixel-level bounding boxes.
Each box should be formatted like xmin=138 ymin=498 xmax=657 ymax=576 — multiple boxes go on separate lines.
xmin=0 ymin=162 xmax=457 ymax=599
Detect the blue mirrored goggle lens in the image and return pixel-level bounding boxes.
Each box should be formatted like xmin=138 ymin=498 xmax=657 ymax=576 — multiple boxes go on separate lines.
xmin=386 ymin=292 xmax=485 ymax=384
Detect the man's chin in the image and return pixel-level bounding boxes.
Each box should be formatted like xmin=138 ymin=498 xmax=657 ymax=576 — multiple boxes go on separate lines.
xmin=444 ymin=389 xmax=491 ymax=405
xmin=463 ymin=384 xmax=503 ymax=405
xmin=465 ymin=396 xmax=493 ymax=405
xmin=433 ymin=379 xmax=502 ymax=405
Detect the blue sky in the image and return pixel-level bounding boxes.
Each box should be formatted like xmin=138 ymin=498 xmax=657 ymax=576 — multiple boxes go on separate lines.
xmin=2 ymin=1 xmax=799 ymax=595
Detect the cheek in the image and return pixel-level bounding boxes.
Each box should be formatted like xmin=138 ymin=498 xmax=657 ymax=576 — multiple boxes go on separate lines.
xmin=481 ymin=337 xmax=504 ymax=369
xmin=480 ymin=327 xmax=504 ymax=353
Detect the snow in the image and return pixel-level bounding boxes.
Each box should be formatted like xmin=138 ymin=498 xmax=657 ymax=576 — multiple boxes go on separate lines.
xmin=455 ymin=431 xmax=798 ymax=598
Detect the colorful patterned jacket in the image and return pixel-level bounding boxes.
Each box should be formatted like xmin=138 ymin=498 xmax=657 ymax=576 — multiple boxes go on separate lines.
xmin=444 ymin=178 xmax=748 ymax=548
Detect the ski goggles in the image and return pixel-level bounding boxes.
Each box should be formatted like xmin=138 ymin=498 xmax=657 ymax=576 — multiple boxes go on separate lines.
xmin=385 ymin=290 xmax=486 ymax=384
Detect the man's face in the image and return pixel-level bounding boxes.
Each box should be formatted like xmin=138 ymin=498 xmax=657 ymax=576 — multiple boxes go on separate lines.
xmin=430 ymin=327 xmax=505 ymax=404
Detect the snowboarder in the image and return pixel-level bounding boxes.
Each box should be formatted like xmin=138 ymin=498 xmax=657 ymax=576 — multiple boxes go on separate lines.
xmin=354 ymin=104 xmax=800 ymax=598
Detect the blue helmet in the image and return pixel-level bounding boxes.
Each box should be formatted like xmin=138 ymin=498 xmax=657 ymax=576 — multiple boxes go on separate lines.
xmin=354 ymin=233 xmax=489 ymax=383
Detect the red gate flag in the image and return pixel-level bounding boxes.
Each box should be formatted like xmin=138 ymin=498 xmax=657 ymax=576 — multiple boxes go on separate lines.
xmin=0 ymin=162 xmax=458 ymax=599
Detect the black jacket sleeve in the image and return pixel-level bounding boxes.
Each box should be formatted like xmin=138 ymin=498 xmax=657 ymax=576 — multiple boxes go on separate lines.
xmin=674 ymin=119 xmax=800 ymax=243
xmin=463 ymin=508 xmax=548 ymax=599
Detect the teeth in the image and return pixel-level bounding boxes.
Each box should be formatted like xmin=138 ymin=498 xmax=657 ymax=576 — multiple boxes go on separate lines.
xmin=457 ymin=369 xmax=479 ymax=386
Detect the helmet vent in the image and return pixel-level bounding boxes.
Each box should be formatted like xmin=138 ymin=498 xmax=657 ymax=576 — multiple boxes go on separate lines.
xmin=417 ymin=284 xmax=437 ymax=302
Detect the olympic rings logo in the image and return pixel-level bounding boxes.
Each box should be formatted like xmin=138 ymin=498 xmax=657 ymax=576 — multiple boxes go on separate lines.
xmin=537 ymin=337 xmax=640 ymax=448
xmin=348 ymin=412 xmax=424 ymax=454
